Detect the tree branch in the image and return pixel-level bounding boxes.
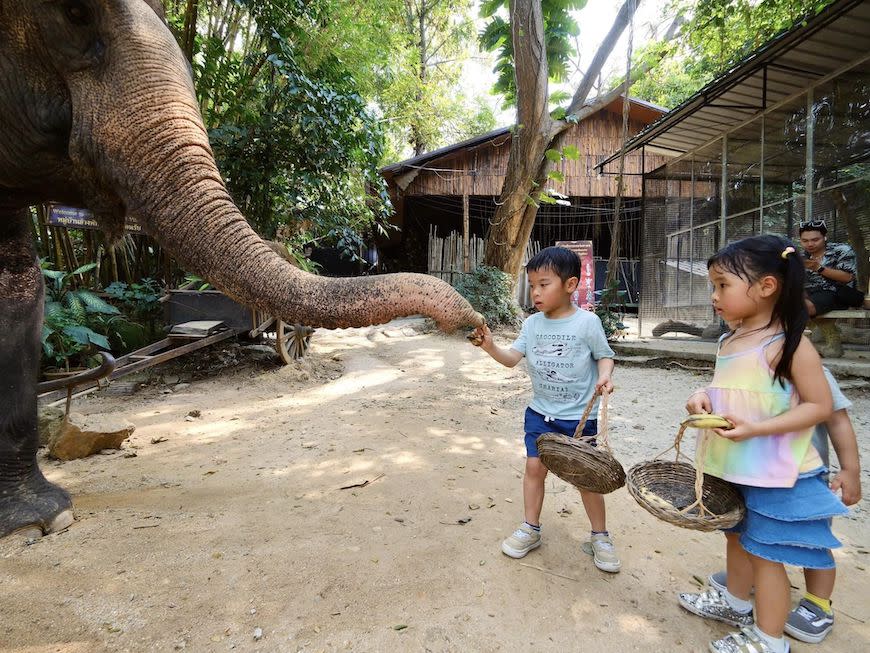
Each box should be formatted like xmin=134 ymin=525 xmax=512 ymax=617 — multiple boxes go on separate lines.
xmin=566 ymin=0 xmax=640 ymax=117
xmin=554 ymin=13 xmax=683 ymax=140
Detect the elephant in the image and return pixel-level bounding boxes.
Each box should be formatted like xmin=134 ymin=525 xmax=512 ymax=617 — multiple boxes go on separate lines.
xmin=0 ymin=0 xmax=483 ymax=539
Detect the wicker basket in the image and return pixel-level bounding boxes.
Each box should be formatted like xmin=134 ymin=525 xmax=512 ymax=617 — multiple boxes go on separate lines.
xmin=537 ymin=390 xmax=625 ymax=494
xmin=626 ymin=419 xmax=745 ymax=532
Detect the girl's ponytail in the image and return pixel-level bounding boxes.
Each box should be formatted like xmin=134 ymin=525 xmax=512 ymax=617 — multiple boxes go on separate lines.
xmin=772 ymin=244 xmax=808 ymax=385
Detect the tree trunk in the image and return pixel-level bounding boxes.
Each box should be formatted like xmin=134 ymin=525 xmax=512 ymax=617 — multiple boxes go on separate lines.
xmin=483 ymin=0 xmax=643 ymax=277
xmin=482 ymin=0 xmax=554 ymax=273
xmin=832 ymin=188 xmax=869 ymax=289
xmin=181 ymin=0 xmax=199 ymax=63
xmin=411 ymin=2 xmax=430 ymax=156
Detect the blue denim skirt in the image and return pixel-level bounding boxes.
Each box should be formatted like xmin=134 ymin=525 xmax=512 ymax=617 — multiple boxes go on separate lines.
xmin=727 ymin=469 xmax=848 ymax=569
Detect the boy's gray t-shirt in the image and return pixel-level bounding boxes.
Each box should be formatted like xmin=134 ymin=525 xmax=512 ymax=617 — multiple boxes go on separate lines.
xmin=510 ymin=309 xmax=615 ymax=420
xmin=814 ymin=367 xmax=852 ymax=468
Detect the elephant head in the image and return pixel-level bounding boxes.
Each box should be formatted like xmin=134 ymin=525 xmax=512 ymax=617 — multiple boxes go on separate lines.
xmin=0 ymin=0 xmax=483 ymax=330
xmin=0 ymin=0 xmax=483 ymax=538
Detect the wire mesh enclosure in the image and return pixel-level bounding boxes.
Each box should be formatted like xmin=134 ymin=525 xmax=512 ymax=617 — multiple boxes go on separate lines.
xmin=639 ymin=55 xmax=870 ymax=336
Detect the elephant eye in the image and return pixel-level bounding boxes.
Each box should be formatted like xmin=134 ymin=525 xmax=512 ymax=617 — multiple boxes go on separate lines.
xmin=63 ymin=0 xmax=92 ymax=25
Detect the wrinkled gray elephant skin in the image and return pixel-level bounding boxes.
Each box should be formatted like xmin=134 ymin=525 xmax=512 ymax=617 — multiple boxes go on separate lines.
xmin=0 ymin=0 xmax=482 ymax=538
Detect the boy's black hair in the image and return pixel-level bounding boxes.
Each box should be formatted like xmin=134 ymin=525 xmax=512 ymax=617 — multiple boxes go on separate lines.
xmin=526 ymin=246 xmax=581 ymax=282
xmin=707 ymin=234 xmax=807 ymax=386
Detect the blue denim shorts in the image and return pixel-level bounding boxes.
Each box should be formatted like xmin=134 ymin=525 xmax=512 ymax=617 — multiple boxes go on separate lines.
xmin=726 ymin=468 xmax=848 ymax=569
xmin=523 ymin=407 xmax=597 ymax=458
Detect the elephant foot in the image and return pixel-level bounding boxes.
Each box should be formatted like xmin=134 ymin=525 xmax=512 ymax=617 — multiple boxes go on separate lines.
xmin=0 ymin=476 xmax=74 ymax=540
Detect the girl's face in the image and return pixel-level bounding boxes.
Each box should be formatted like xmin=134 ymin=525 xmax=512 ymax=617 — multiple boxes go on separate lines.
xmin=708 ymin=264 xmax=763 ymax=323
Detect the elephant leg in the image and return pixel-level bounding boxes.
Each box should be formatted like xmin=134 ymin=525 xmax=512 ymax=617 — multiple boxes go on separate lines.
xmin=0 ymin=211 xmax=73 ymax=539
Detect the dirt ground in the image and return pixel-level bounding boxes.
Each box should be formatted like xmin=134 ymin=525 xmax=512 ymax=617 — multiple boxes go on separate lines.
xmin=2 ymin=319 xmax=869 ymax=653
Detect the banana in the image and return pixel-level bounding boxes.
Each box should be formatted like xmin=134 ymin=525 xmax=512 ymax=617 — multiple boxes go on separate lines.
xmin=682 ymin=414 xmax=733 ymax=430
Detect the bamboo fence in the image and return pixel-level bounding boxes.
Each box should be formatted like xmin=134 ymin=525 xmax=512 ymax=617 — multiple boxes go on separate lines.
xmin=427 ymin=227 xmax=541 ymax=307
xmin=427 ymin=226 xmax=485 ymax=285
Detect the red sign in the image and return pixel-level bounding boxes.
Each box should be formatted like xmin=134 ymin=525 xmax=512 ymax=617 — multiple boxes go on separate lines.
xmin=556 ymin=240 xmax=595 ymax=310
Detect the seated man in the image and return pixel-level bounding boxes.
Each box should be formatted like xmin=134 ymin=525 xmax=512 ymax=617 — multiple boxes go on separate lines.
xmin=799 ymin=219 xmax=863 ymax=316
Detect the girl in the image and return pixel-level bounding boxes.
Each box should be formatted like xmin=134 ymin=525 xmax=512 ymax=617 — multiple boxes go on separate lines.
xmin=676 ymin=235 xmax=845 ymax=653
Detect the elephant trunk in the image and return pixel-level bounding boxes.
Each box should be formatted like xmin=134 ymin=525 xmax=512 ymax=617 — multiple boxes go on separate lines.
xmin=69 ymin=3 xmax=482 ymax=332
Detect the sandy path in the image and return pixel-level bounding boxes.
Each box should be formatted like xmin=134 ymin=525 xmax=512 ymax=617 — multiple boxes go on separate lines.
xmin=2 ymin=320 xmax=868 ymax=652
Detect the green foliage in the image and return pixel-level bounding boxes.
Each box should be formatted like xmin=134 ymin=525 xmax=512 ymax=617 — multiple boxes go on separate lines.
xmin=479 ymin=0 xmax=587 ymax=108
xmin=529 ymin=145 xmax=577 ymax=207
xmin=269 ymin=238 xmax=322 ymax=274
xmin=452 ymin=266 xmax=521 ymax=327
xmin=161 ymin=0 xmax=393 ymax=250
xmin=104 ymin=279 xmax=162 ymax=323
xmin=381 ymin=0 xmax=481 ymax=155
xmin=161 ymin=0 xmax=489 ymax=247
xmin=41 ymin=262 xmax=118 ymax=370
xmin=182 ymin=274 xmax=213 ymax=291
xmin=43 ymin=263 xmax=119 ymax=320
xmin=594 ymin=280 xmax=628 ymax=341
xmin=103 ymin=279 xmax=164 ymax=351
xmin=632 ymin=0 xmax=836 ymax=108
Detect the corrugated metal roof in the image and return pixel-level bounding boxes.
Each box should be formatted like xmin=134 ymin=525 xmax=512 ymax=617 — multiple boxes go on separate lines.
xmin=381 ymin=96 xmax=666 ymax=176
xmin=597 ymin=0 xmax=870 ymax=172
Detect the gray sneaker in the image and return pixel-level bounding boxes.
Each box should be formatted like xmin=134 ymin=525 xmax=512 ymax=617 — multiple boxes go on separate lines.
xmin=709 ymin=571 xmax=755 ymax=595
xmin=679 ymin=588 xmax=754 ymax=627
xmin=784 ymin=598 xmax=834 ymax=643
xmin=590 ymin=533 xmax=621 ymax=573
xmin=501 ymin=524 xmax=541 ymax=558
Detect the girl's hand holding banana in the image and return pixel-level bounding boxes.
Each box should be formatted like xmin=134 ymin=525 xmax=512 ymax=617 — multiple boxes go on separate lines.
xmin=712 ymin=414 xmax=756 ymax=441
xmin=685 ymin=389 xmax=712 ymax=415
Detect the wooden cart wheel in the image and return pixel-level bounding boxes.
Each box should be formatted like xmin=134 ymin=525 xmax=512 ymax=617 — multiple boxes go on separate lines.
xmin=275 ymin=320 xmax=313 ymax=364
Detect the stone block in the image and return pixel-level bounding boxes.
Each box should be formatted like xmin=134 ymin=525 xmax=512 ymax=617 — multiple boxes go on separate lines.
xmin=47 ymin=412 xmax=135 ymax=461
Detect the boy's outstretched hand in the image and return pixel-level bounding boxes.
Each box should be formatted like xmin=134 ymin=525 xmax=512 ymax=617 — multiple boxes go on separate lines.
xmin=468 ymin=324 xmax=492 ymax=349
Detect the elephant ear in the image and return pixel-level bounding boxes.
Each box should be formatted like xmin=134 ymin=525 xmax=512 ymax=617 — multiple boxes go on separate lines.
xmin=142 ymin=0 xmax=166 ymax=21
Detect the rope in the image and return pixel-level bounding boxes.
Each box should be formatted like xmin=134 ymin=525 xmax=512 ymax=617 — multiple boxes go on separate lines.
xmin=691 ymin=431 xmax=712 ymax=517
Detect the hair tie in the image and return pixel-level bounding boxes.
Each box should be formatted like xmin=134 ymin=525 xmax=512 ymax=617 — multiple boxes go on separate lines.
xmin=781 ymin=246 xmax=795 ymax=259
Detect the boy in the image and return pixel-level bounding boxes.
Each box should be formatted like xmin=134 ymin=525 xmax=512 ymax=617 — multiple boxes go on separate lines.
xmin=471 ymin=246 xmax=618 ymax=572
xmin=693 ymin=368 xmax=861 ymax=644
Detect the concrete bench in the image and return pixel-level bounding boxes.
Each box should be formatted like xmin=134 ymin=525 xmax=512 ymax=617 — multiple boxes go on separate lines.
xmin=810 ymin=308 xmax=870 ymax=358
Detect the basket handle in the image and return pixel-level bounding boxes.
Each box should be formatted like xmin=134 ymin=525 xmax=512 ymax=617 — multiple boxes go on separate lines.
xmin=671 ymin=429 xmax=715 ymax=518
xmin=647 ymin=420 xmax=715 ymax=517
xmin=649 ymin=420 xmax=693 ymax=463
xmin=572 ymin=388 xmax=612 ymax=452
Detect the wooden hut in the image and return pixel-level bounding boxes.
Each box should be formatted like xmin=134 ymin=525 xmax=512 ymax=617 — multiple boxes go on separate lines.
xmin=379 ymin=96 xmax=669 ymax=301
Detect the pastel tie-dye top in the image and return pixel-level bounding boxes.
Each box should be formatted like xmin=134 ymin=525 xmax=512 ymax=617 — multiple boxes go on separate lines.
xmin=700 ymin=334 xmax=822 ymax=488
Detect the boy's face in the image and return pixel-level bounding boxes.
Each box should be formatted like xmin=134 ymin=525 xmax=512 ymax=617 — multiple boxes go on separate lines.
xmin=528 ymin=266 xmax=578 ymax=317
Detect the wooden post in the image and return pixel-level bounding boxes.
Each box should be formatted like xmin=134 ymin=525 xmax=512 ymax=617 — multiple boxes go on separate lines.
xmin=35 ymin=204 xmax=51 ymax=259
xmin=49 ymin=226 xmax=65 ymax=269
xmin=462 ymin=194 xmax=470 ymax=273
xmin=108 ymin=243 xmax=119 ymax=283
